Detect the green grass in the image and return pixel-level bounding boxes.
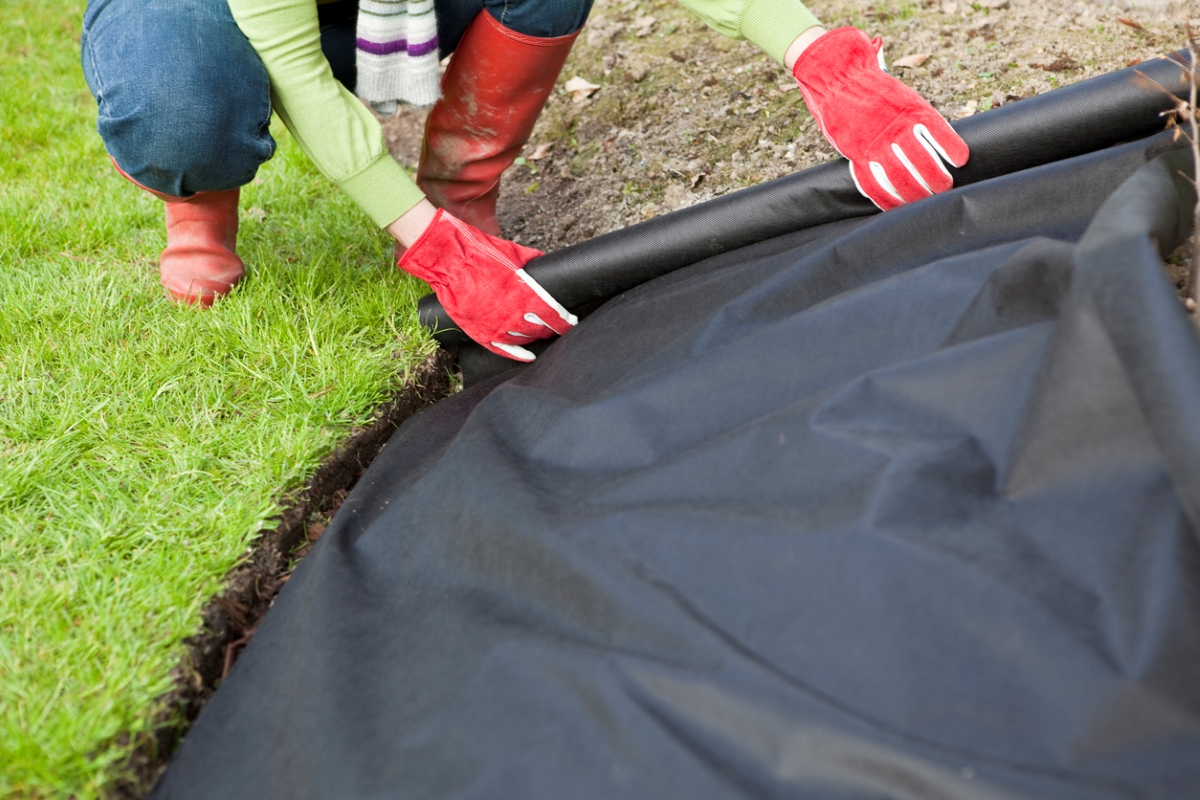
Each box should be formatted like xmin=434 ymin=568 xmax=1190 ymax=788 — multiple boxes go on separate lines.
xmin=0 ymin=4 xmax=437 ymax=796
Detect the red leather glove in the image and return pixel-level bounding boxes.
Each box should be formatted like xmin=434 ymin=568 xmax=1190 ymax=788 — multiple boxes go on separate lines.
xmin=397 ymin=210 xmax=577 ymax=361
xmin=792 ymin=27 xmax=969 ymax=210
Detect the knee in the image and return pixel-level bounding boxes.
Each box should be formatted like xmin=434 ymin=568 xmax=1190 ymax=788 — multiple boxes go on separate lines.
xmin=99 ymin=77 xmax=273 ymax=196
xmin=83 ymin=0 xmax=276 ymax=195
xmin=491 ymin=0 xmax=594 ymax=39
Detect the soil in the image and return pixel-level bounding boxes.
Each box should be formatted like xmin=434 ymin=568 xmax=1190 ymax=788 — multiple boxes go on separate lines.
xmin=384 ymin=0 xmax=1198 ymax=289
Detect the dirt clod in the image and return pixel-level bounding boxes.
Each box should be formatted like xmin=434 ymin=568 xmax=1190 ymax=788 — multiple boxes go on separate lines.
xmin=1032 ymin=53 xmax=1082 ymax=70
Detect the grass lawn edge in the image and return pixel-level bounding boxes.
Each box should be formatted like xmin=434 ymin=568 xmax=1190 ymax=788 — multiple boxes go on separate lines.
xmin=106 ymin=349 xmax=455 ymax=797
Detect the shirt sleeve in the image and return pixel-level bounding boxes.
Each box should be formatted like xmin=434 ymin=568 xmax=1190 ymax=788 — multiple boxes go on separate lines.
xmin=227 ymin=0 xmax=426 ymax=227
xmin=674 ymin=0 xmax=822 ymax=65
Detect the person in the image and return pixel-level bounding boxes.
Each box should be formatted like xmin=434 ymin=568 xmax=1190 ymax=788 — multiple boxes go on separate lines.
xmin=80 ymin=0 xmax=968 ymax=362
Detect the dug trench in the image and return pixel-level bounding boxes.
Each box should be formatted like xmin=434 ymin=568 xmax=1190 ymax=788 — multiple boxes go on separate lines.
xmin=118 ymin=0 xmax=1197 ymax=793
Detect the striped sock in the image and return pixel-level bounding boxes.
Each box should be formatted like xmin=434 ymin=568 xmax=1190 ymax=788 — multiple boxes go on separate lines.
xmin=356 ymin=0 xmax=441 ymax=113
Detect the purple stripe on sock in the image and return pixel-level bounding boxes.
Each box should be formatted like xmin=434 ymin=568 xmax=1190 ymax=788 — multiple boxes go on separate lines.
xmin=356 ymin=37 xmax=439 ymax=56
xmin=408 ymin=38 xmax=439 ymax=56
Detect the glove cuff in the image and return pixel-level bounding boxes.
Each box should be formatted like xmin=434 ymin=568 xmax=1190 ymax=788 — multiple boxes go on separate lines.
xmin=396 ymin=208 xmax=451 ymax=286
xmin=791 ymin=27 xmax=882 ymax=96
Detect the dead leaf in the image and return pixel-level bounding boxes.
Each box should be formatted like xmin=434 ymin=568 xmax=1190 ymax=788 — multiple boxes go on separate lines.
xmin=564 ymin=76 xmax=601 ymax=102
xmin=632 ymin=14 xmax=656 ymax=36
xmin=893 ymin=53 xmax=933 ymax=69
xmin=669 ymin=51 xmax=687 ymax=63
xmin=978 ymin=0 xmax=1009 ymax=9
xmin=1117 ymin=17 xmax=1146 ymax=31
xmin=953 ymin=99 xmax=978 ymax=119
xmin=529 ymin=142 xmax=554 ymax=160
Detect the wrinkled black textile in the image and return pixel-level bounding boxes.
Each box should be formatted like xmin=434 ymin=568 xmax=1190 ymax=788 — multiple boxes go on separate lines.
xmin=152 ymin=139 xmax=1200 ymax=800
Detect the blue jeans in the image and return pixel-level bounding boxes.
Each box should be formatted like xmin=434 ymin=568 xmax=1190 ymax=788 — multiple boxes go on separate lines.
xmin=82 ymin=0 xmax=592 ymax=197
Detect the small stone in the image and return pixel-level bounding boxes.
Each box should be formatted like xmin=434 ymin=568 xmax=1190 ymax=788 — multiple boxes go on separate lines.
xmin=663 ymin=183 xmax=691 ymax=209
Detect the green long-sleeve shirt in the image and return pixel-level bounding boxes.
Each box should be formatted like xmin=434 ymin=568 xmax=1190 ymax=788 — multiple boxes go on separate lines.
xmin=227 ymin=0 xmax=820 ymax=228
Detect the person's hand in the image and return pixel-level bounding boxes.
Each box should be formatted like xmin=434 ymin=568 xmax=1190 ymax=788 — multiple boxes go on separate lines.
xmin=791 ymin=27 xmax=969 ymax=210
xmin=396 ymin=209 xmax=576 ymax=361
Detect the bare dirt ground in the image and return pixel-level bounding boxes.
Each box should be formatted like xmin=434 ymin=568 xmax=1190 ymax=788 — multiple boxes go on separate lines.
xmin=385 ymin=0 xmax=1197 ymax=280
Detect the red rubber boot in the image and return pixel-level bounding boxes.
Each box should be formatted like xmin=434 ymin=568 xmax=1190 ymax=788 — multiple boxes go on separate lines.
xmin=417 ymin=12 xmax=578 ymax=236
xmin=159 ymin=189 xmax=244 ymax=306
xmin=113 ymin=161 xmax=244 ymax=306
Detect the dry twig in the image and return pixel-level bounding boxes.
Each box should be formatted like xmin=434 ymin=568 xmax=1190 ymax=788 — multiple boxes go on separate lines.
xmin=1129 ymin=45 xmax=1200 ymax=309
xmin=1185 ymin=25 xmax=1200 ymax=306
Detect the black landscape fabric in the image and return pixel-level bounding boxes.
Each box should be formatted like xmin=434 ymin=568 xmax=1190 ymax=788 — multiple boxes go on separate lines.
xmin=153 ymin=137 xmax=1200 ymax=799
xmin=420 ymin=51 xmax=1197 ymax=387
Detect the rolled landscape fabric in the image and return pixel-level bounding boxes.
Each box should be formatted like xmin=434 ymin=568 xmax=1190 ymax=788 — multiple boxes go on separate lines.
xmin=419 ymin=50 xmax=1195 ymax=377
